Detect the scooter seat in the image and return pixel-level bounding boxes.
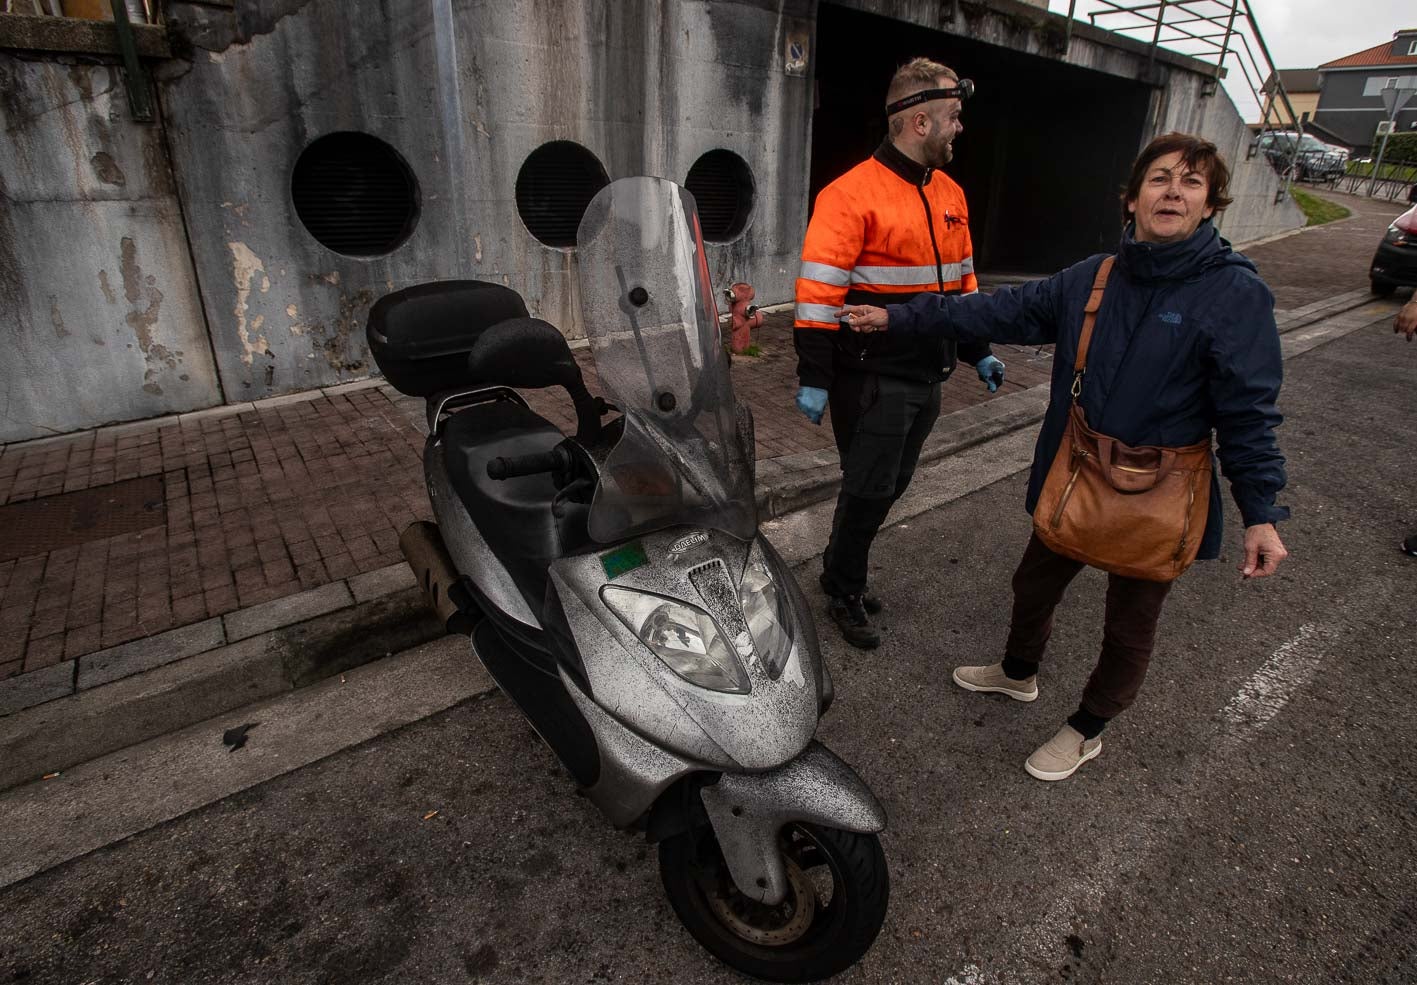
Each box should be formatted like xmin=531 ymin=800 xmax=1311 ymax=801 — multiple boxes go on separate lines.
xmin=441 ymin=399 xmax=575 ymax=611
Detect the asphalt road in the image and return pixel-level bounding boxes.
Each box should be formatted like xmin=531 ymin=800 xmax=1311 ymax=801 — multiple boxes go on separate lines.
xmin=2 ymin=310 xmax=1415 ymax=985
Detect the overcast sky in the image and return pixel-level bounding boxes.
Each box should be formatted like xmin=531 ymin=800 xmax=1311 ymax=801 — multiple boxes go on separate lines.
xmin=1047 ymin=0 xmax=1415 ymax=122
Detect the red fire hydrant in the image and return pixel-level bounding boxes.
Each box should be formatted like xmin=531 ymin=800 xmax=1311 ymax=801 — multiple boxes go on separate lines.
xmin=724 ymin=282 xmax=763 ymax=354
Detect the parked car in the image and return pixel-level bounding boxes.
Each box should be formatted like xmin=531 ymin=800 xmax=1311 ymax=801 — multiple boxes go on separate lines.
xmin=1256 ymin=131 xmax=1349 ymax=183
xmin=1370 ymin=205 xmax=1417 ymax=296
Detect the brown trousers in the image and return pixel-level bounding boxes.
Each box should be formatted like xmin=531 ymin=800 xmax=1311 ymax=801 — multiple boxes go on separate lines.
xmin=1005 ymin=533 xmax=1173 ymax=720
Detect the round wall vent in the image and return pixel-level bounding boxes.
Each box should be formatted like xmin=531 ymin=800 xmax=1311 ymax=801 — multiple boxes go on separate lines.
xmin=685 ymin=149 xmax=755 ymax=242
xmin=291 ymin=132 xmax=419 ymax=257
xmin=515 ymin=141 xmax=611 ymax=248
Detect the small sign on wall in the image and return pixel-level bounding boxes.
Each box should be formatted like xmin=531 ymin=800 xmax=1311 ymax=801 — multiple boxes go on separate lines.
xmin=785 ymin=29 xmax=809 ymax=77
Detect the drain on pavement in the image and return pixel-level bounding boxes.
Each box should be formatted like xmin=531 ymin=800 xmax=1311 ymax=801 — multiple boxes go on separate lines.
xmin=0 ymin=476 xmax=166 ymax=562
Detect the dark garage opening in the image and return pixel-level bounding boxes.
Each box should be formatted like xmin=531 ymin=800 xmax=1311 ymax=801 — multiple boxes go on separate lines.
xmin=810 ymin=4 xmax=1153 ymax=276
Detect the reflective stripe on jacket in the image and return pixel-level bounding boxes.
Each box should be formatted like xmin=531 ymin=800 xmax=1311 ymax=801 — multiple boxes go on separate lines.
xmin=793 ymin=140 xmax=988 ymax=388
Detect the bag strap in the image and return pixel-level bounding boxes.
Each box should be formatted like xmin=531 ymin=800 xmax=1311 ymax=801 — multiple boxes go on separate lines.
xmin=1071 ymin=255 xmax=1115 ymax=400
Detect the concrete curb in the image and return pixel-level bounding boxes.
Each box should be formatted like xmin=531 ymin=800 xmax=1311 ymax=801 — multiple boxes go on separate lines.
xmin=0 ymin=561 xmax=420 ymax=719
xmin=755 ymin=385 xmax=1052 ymax=519
xmin=0 ymin=568 xmax=442 ymax=791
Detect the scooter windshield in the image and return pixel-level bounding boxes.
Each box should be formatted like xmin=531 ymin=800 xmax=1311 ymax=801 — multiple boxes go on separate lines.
xmin=577 ymin=177 xmax=756 ymax=544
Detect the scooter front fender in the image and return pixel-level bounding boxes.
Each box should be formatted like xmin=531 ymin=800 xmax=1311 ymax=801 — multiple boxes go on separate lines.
xmin=699 ymin=740 xmax=886 ymax=905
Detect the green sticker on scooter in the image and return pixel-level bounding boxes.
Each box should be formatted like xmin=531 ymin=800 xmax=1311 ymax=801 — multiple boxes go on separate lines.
xmin=600 ymin=541 xmax=649 ymax=580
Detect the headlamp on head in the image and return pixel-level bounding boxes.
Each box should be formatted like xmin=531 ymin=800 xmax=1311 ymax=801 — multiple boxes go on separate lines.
xmin=884 ymin=79 xmax=975 ymax=116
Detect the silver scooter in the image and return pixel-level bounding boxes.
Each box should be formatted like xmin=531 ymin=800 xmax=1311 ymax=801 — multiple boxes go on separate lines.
xmin=366 ymin=177 xmax=888 ymax=982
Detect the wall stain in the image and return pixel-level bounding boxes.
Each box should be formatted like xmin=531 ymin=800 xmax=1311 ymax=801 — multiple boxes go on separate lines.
xmin=98 ymin=270 xmax=117 ymax=305
xmin=0 ymin=171 xmax=19 ymax=313
xmin=48 ymin=296 xmax=70 ymax=338
xmin=91 ymin=151 xmax=127 ymax=187
xmin=312 ymin=289 xmax=375 ymax=373
xmin=119 ymin=237 xmax=165 ymax=356
xmin=228 ymin=241 xmax=271 ymax=368
xmin=67 ymin=65 xmax=95 ymax=102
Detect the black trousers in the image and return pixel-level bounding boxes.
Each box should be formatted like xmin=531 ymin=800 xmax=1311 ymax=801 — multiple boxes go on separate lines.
xmin=821 ymin=372 xmax=940 ymax=598
xmin=1005 ymin=533 xmax=1174 ymax=720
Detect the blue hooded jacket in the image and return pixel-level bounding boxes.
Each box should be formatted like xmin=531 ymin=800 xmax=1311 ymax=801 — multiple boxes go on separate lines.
xmin=887 ymin=220 xmax=1289 ymax=561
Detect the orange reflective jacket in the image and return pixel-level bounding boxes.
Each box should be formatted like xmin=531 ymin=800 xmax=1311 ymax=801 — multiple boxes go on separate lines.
xmin=794 ymin=141 xmax=987 ymax=388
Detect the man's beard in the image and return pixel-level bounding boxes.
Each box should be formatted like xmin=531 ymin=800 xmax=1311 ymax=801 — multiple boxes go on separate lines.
xmin=924 ymin=133 xmax=954 ymax=168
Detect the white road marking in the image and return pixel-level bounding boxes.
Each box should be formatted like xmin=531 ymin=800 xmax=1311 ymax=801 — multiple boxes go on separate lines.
xmin=1018 ymin=621 xmax=1333 ymax=966
xmin=942 ymin=964 xmax=1003 ymax=985
xmin=1220 ymin=623 xmax=1328 ymax=735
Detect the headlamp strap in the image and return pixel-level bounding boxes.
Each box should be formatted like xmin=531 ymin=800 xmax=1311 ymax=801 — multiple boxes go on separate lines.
xmin=884 ymin=79 xmax=975 ymax=116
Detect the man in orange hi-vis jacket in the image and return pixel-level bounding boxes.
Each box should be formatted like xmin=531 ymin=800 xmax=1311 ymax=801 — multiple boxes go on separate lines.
xmin=795 ymin=56 xmax=1003 ymax=649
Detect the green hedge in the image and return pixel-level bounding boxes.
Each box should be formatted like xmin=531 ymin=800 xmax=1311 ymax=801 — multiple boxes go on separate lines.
xmin=1370 ymin=130 xmax=1417 ymax=166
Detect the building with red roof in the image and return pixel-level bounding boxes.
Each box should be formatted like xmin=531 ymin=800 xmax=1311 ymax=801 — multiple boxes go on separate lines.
xmin=1312 ymin=29 xmax=1417 ymax=150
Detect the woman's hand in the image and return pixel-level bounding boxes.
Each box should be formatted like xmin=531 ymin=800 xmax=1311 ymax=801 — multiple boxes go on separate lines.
xmin=1240 ymin=523 xmax=1288 ymax=579
xmin=834 ymin=305 xmax=889 ymax=333
xmin=1395 ymin=298 xmax=1417 ymax=342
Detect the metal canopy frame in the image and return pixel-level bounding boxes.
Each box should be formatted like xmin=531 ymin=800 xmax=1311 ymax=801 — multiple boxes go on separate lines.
xmin=1063 ymin=0 xmax=1306 ymax=202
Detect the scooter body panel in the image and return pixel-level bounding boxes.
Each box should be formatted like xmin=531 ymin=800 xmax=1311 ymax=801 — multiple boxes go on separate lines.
xmin=559 ymin=664 xmax=707 ymax=828
xmin=548 ymin=526 xmax=820 ymax=773
xmin=700 ymin=741 xmax=887 ymax=904
xmin=426 ymin=443 xmax=541 ymax=631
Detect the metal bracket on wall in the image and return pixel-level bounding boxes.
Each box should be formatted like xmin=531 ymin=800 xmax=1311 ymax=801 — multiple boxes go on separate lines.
xmin=109 ymin=0 xmax=154 ymax=122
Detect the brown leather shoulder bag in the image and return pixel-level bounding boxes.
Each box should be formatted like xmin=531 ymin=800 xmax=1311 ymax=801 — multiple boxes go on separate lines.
xmin=1032 ymin=256 xmax=1212 ymax=583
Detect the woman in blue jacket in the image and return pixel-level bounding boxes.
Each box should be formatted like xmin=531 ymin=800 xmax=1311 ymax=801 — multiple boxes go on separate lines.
xmin=838 ymin=132 xmax=1290 ymax=781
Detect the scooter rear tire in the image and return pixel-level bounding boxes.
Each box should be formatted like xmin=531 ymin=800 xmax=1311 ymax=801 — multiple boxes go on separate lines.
xmin=658 ymin=822 xmax=888 ymax=982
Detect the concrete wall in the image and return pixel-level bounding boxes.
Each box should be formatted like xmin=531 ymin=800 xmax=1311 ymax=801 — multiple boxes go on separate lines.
xmin=1150 ymin=62 xmax=1307 ymax=246
xmin=1 ymin=0 xmax=1305 ymax=442
xmin=155 ymin=0 xmax=813 ymax=404
xmin=0 ymin=57 xmax=221 ymax=444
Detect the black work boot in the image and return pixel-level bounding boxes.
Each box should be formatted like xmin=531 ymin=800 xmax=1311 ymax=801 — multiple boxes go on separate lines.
xmin=1404 ymin=533 xmax=1417 ymax=558
xmin=820 ymin=572 xmax=883 ymax=614
xmin=827 ymin=595 xmax=881 ymax=649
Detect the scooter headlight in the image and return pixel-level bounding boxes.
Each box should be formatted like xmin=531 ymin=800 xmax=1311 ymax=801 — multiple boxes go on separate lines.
xmin=739 ymin=548 xmax=795 ymax=680
xmin=602 ymin=587 xmax=750 ymax=694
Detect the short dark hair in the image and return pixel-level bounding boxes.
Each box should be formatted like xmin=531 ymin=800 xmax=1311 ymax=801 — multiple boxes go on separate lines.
xmin=886 ymin=57 xmax=958 ymax=110
xmin=1122 ymin=132 xmax=1233 ymax=225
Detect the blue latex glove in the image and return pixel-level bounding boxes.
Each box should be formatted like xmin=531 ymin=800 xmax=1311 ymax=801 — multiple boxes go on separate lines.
xmin=795 ymin=386 xmax=828 ymax=424
xmin=976 ymin=355 xmax=1005 ymax=393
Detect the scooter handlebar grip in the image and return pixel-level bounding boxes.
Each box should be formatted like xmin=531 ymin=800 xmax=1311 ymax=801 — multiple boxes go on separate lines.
xmin=486 ymin=449 xmax=564 ymax=480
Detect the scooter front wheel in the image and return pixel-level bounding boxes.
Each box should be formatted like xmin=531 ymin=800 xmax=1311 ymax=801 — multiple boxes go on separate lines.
xmin=658 ymin=822 xmax=888 ymax=982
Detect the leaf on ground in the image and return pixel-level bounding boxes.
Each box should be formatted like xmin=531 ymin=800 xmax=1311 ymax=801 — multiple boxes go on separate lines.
xmin=222 ymin=722 xmax=259 ymax=752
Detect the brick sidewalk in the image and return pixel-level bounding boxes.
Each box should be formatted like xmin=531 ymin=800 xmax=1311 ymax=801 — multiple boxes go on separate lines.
xmin=0 ymin=311 xmax=1048 ymax=685
xmin=0 ymin=385 xmax=425 ymax=681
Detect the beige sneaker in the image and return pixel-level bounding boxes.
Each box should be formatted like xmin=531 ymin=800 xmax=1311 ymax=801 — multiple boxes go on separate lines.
xmin=1024 ymin=724 xmax=1102 ymax=781
xmin=952 ymin=662 xmax=1038 ymax=702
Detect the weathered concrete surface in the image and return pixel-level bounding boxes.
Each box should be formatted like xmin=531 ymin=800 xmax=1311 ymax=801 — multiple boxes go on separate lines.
xmin=0 ymin=58 xmax=220 ymax=443
xmin=3 ymin=0 xmax=1304 ymax=441
xmin=0 ymin=12 xmax=170 ymax=58
xmin=0 ymin=585 xmax=443 ymax=791
xmin=155 ymin=0 xmax=814 ymax=403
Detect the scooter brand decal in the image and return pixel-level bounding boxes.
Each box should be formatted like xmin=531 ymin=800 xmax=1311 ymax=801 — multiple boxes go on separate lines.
xmin=600 ymin=541 xmax=649 ymax=580
xmin=668 ymin=531 xmax=709 ymax=557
